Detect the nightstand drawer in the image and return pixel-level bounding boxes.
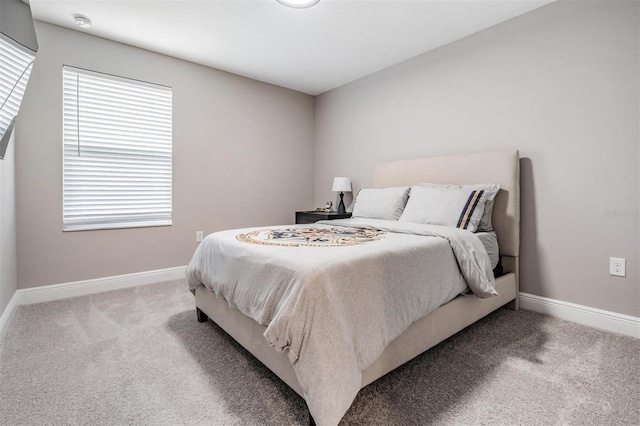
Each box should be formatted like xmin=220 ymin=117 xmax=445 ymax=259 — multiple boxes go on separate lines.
xmin=295 ymin=211 xmax=352 ymax=224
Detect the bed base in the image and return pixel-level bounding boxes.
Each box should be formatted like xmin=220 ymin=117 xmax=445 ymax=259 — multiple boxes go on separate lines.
xmin=194 ymin=256 xmax=518 ymax=420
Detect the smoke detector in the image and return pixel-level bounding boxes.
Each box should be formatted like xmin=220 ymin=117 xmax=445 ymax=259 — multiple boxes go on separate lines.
xmin=73 ymin=14 xmax=92 ymax=28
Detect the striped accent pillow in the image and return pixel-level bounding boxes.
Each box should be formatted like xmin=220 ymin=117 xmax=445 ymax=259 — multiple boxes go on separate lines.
xmin=418 ymin=183 xmax=500 ymax=231
xmin=398 ymin=185 xmax=489 ymax=232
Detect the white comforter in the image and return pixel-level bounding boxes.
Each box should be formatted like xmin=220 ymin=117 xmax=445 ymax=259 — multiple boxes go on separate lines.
xmin=185 ymin=218 xmax=496 ymax=425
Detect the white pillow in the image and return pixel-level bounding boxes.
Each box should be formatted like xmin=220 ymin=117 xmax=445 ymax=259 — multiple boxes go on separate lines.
xmin=351 ymin=186 xmax=410 ymax=220
xmin=399 ymin=185 xmax=490 ymax=232
xmin=418 ymin=183 xmax=500 ymax=231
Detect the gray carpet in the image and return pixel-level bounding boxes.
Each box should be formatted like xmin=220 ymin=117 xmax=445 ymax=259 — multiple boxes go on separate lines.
xmin=1 ymin=279 xmax=638 ymax=425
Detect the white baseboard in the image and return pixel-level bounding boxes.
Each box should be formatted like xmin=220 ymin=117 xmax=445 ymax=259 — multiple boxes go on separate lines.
xmin=520 ymin=292 xmax=639 ymax=338
xmin=0 ymin=291 xmax=20 ymax=343
xmin=18 ymin=266 xmax=187 ymax=305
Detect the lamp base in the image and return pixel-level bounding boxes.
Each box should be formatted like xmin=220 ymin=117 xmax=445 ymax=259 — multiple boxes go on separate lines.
xmin=337 ymin=192 xmax=346 ymax=214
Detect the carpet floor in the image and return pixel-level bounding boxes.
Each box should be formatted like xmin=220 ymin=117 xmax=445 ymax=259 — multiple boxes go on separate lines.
xmin=1 ymin=279 xmax=638 ymax=425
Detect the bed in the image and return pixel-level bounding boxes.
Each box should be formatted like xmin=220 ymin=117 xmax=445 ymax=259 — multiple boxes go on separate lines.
xmin=186 ymin=150 xmax=520 ymax=425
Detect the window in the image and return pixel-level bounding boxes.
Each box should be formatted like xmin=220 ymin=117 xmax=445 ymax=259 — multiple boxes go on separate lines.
xmin=0 ymin=33 xmax=36 ymax=155
xmin=62 ymin=66 xmax=172 ymax=231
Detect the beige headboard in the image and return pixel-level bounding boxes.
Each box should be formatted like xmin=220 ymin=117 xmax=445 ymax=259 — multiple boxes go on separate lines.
xmin=374 ymin=150 xmax=520 ymax=258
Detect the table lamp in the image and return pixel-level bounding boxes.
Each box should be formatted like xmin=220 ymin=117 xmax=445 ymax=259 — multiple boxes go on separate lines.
xmin=332 ymin=177 xmax=351 ymax=214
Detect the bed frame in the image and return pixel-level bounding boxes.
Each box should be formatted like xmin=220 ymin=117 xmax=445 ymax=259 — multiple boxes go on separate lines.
xmin=194 ymin=149 xmax=520 ymax=423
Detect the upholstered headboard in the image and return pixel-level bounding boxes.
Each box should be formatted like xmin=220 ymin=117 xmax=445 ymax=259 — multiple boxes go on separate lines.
xmin=374 ymin=150 xmax=520 ymax=258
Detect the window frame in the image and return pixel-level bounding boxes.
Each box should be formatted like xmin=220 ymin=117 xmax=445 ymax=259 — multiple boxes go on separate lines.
xmin=62 ymin=65 xmax=173 ymax=232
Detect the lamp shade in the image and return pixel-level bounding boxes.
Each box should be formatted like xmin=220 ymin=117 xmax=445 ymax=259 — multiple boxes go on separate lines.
xmin=332 ymin=177 xmax=351 ymax=193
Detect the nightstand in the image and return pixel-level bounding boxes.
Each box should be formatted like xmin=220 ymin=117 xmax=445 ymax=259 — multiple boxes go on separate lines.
xmin=295 ymin=211 xmax=352 ymax=224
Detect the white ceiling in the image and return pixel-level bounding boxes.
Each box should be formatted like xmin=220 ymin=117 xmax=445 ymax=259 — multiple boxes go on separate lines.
xmin=30 ymin=0 xmax=553 ymax=95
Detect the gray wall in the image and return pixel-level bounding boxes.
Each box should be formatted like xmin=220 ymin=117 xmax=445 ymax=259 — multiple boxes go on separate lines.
xmin=315 ymin=1 xmax=639 ymax=316
xmin=16 ymin=21 xmax=314 ymax=289
xmin=0 ymin=132 xmax=17 ymax=316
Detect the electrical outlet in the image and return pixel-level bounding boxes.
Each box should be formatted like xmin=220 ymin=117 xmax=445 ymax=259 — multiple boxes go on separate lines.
xmin=609 ymin=257 xmax=626 ymax=277
xmin=196 ymin=231 xmax=204 ymax=242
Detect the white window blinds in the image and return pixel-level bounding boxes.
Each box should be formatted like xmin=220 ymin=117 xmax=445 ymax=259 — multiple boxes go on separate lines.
xmin=62 ymin=66 xmax=172 ymax=231
xmin=0 ymin=33 xmax=36 ymax=142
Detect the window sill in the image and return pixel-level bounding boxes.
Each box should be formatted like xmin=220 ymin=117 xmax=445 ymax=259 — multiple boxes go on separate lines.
xmin=63 ymin=220 xmax=172 ymax=232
